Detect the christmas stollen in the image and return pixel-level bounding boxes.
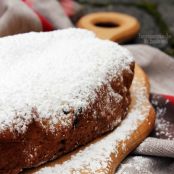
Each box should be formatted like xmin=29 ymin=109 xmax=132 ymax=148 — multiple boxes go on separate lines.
xmin=0 ymin=29 xmax=135 ymax=174
xmin=24 ymin=64 xmax=155 ymax=174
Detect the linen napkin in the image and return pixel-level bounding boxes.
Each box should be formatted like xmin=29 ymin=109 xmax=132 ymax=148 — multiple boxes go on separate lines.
xmin=116 ymin=45 xmax=174 ymax=174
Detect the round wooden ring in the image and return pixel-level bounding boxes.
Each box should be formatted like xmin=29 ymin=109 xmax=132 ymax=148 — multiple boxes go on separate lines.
xmin=77 ymin=12 xmax=140 ymax=42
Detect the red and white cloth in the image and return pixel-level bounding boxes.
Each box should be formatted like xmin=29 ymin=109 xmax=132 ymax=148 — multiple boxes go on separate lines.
xmin=0 ymin=0 xmax=77 ymax=36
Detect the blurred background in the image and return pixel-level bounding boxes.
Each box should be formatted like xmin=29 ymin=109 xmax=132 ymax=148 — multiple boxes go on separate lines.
xmin=72 ymin=0 xmax=174 ymax=56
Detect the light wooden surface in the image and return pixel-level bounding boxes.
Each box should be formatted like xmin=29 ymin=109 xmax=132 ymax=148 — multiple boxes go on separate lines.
xmin=77 ymin=12 xmax=140 ymax=43
xmin=24 ymin=64 xmax=155 ymax=174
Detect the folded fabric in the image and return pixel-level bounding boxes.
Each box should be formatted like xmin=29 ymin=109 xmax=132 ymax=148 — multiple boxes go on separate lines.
xmin=23 ymin=0 xmax=74 ymax=29
xmin=134 ymin=137 xmax=174 ymax=158
xmin=0 ymin=0 xmax=77 ymax=37
xmin=116 ymin=45 xmax=174 ymax=174
xmin=0 ymin=0 xmax=42 ymax=36
xmin=126 ymin=45 xmax=174 ymax=94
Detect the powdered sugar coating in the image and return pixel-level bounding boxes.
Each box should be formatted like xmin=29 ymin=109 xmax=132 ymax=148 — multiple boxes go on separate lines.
xmin=0 ymin=28 xmax=133 ymax=133
xmin=31 ymin=68 xmax=151 ymax=174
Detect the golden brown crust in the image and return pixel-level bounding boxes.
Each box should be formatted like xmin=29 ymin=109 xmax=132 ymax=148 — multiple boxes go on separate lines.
xmin=0 ymin=62 xmax=134 ymax=174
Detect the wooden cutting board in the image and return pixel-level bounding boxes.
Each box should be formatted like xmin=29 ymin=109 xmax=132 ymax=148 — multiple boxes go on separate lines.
xmin=24 ymin=64 xmax=155 ymax=174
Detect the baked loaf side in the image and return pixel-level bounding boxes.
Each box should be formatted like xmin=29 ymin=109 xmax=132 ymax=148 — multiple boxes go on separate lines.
xmin=0 ymin=29 xmax=134 ymax=174
xmin=26 ymin=65 xmax=155 ymax=174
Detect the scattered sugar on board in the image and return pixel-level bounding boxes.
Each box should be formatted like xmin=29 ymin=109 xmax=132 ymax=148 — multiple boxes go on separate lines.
xmin=151 ymin=96 xmax=174 ymax=140
xmin=33 ymin=72 xmax=151 ymax=174
xmin=0 ymin=28 xmax=133 ymax=133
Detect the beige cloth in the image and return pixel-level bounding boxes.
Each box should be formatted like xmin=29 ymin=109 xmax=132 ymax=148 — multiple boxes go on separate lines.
xmin=126 ymin=45 xmax=174 ymax=95
xmin=116 ymin=45 xmax=174 ymax=174
xmin=117 ymin=156 xmax=174 ymax=174
xmin=134 ymin=137 xmax=174 ymax=158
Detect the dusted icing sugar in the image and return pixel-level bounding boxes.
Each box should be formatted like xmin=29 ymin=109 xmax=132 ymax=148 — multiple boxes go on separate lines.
xmin=0 ymin=28 xmax=133 ymax=133
xmin=31 ymin=68 xmax=151 ymax=174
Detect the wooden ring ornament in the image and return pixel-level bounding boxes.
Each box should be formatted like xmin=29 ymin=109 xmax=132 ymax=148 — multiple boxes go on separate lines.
xmin=77 ymin=12 xmax=140 ymax=42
